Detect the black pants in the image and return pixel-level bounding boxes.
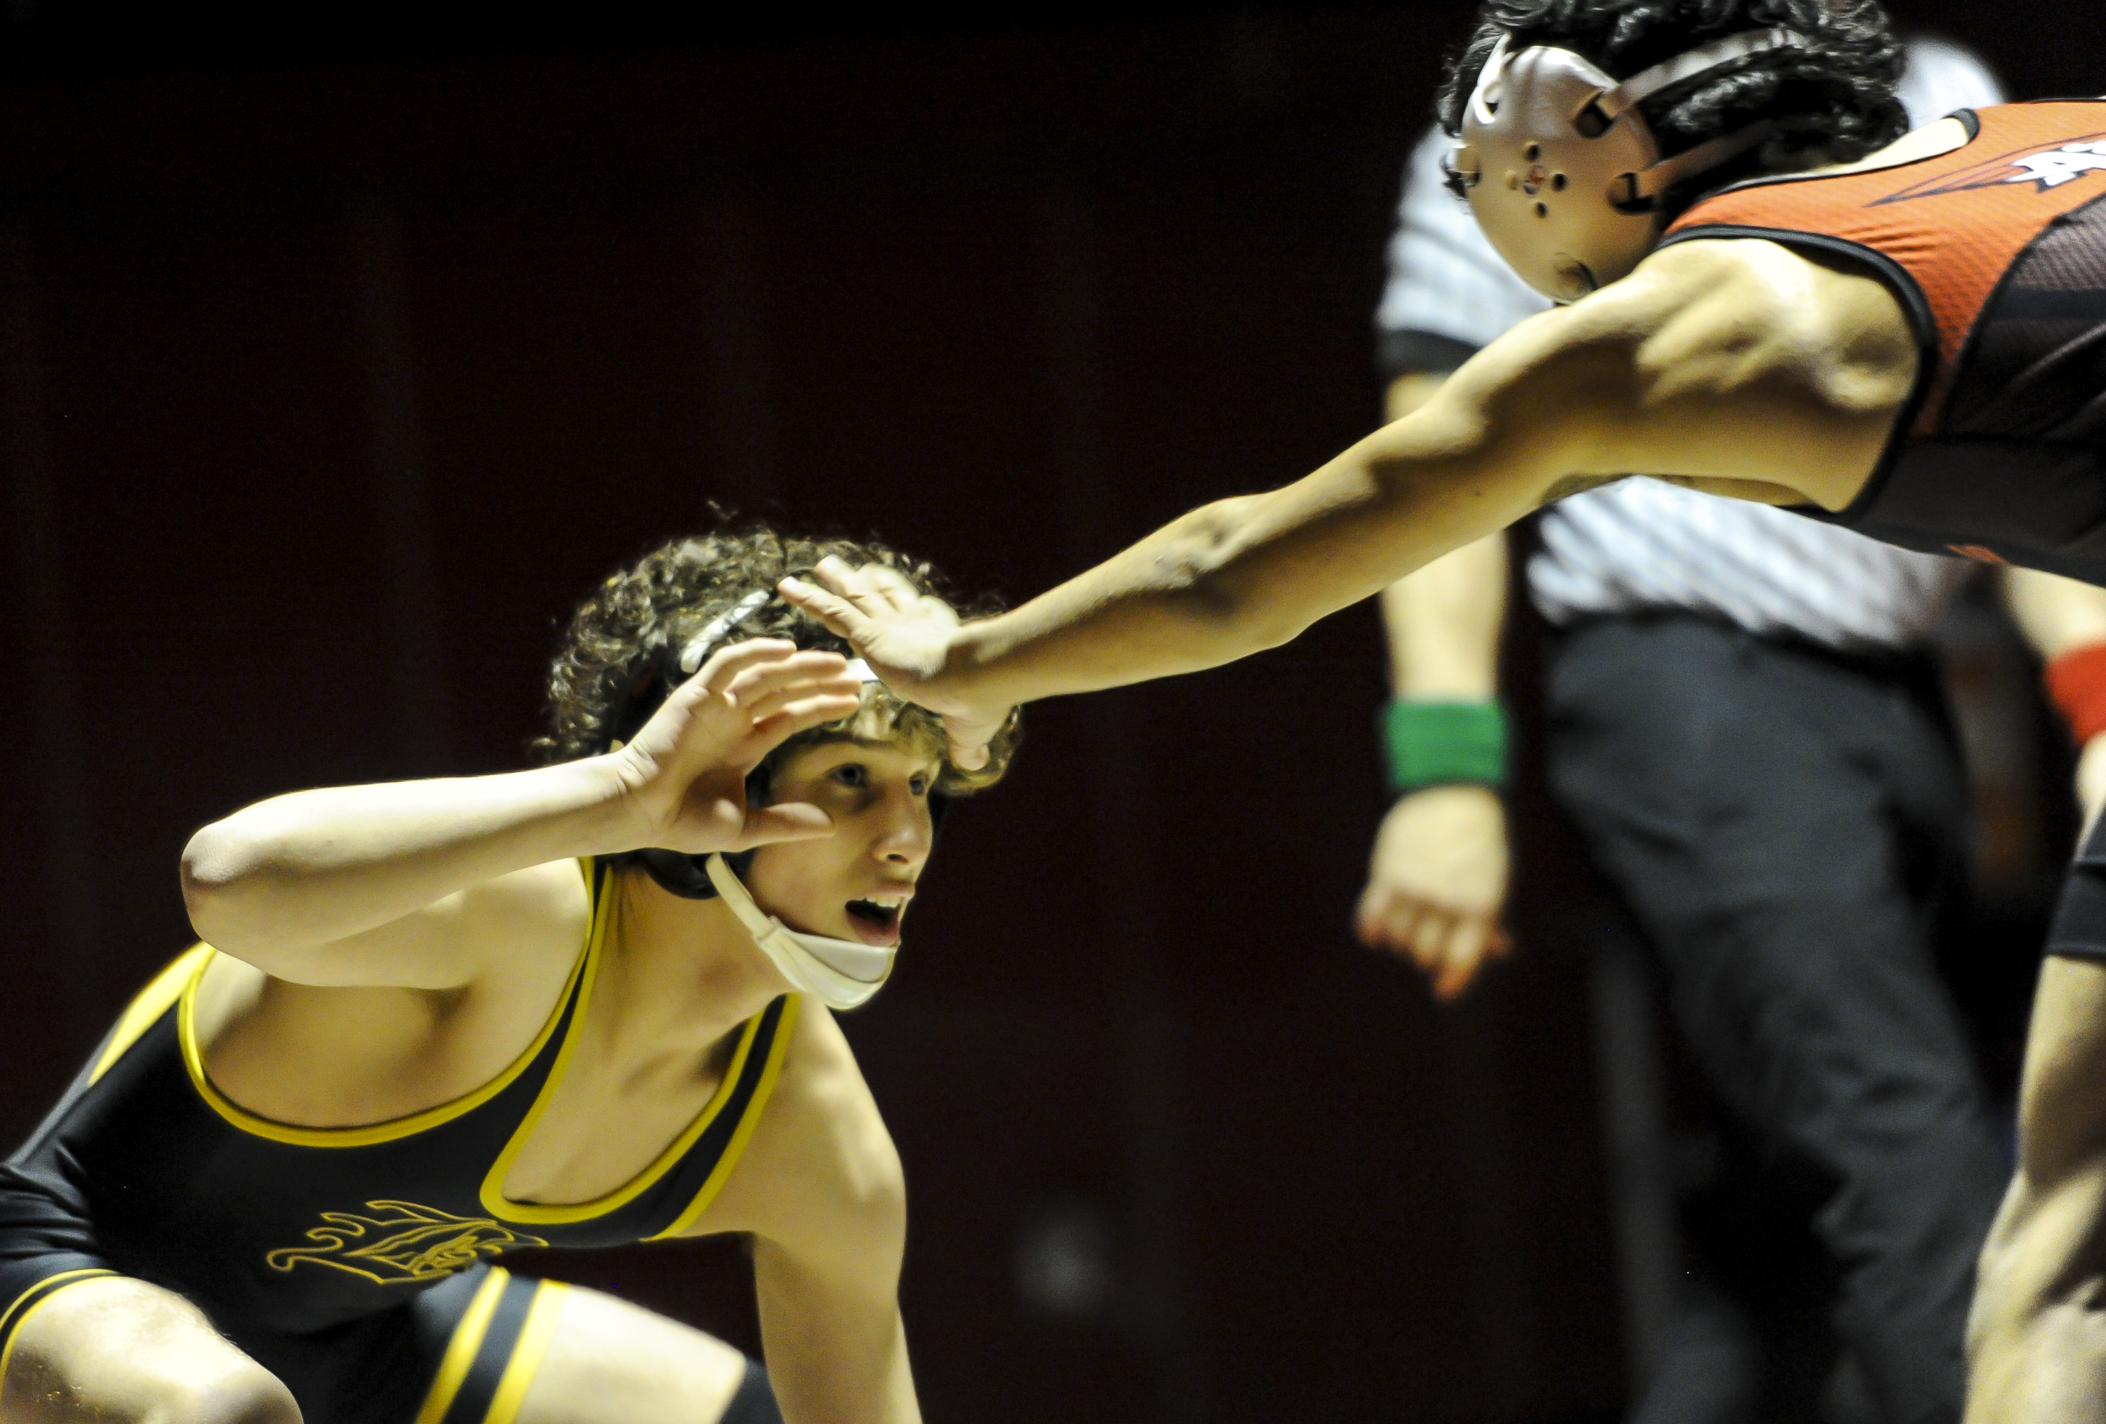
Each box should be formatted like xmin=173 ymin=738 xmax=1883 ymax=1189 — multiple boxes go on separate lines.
xmin=1546 ymin=616 xmax=2008 ymax=1424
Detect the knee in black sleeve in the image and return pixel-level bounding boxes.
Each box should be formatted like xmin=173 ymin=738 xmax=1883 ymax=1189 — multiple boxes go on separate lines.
xmin=717 ymin=1358 xmax=783 ymax=1424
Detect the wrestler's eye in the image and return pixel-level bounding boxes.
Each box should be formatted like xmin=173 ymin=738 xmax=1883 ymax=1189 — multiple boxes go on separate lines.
xmin=908 ymin=773 xmax=932 ymax=797
xmin=831 ymin=763 xmax=869 ymax=789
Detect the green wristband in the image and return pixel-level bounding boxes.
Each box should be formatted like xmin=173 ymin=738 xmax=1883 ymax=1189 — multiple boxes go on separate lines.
xmin=1381 ymin=700 xmax=1507 ymax=794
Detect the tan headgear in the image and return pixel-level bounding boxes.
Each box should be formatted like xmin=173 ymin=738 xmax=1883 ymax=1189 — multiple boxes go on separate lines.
xmin=1449 ymin=28 xmax=1804 ymax=302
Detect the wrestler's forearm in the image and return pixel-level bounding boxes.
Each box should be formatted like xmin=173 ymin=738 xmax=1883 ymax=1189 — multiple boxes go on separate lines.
xmin=179 ymin=757 xmax=637 ymax=954
xmin=941 ymin=427 xmax=1544 ymax=708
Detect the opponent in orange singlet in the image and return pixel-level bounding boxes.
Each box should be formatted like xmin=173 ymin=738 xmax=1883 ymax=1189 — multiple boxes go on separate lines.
xmin=780 ymin=5 xmax=2106 ymax=1419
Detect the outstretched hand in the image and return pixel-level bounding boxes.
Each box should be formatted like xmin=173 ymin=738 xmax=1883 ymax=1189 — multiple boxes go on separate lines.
xmin=779 ymin=556 xmax=1012 ymax=770
xmin=611 ymin=639 xmax=865 ymax=854
xmin=1356 ymin=785 xmax=1511 ymax=1000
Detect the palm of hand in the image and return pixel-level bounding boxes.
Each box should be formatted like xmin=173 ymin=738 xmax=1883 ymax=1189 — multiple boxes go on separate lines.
xmin=624 ymin=692 xmax=767 ymax=852
xmin=613 ymin=640 xmax=864 ymax=855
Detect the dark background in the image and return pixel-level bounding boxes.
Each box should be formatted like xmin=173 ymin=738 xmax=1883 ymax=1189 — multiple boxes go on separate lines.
xmin=2 ymin=3 xmax=2099 ymax=1421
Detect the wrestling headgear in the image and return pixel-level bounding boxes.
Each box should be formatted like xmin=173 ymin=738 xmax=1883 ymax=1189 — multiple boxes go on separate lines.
xmin=618 ymin=588 xmax=933 ymax=1009
xmin=622 ymin=593 xmax=907 ymax=910
xmin=1449 ymin=27 xmax=1804 ymax=301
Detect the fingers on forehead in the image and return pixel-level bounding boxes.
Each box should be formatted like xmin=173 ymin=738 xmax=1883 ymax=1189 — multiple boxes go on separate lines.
xmin=708 ymin=640 xmax=833 ymax=673
xmin=698 ymin=637 xmax=796 ymax=678
xmin=754 ymin=694 xmax=867 ymax=740
xmin=811 ymin=555 xmax=856 ymax=589
xmin=725 ymin=649 xmax=850 ymax=683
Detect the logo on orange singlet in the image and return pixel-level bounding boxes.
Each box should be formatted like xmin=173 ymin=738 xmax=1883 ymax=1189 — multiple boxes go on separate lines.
xmin=1875 ymin=131 xmax=2106 ymax=204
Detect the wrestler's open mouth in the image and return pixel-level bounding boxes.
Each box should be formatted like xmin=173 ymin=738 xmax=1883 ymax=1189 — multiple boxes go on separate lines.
xmin=845 ymin=897 xmax=904 ymax=942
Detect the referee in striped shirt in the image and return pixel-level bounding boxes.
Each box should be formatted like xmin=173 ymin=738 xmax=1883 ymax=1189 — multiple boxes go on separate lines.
xmin=1359 ymin=38 xmax=2079 ymax=1424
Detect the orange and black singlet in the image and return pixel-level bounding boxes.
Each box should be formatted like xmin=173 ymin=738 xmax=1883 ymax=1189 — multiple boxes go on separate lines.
xmin=0 ymin=859 xmax=798 ymax=1424
xmin=1664 ymin=101 xmax=2106 ymax=583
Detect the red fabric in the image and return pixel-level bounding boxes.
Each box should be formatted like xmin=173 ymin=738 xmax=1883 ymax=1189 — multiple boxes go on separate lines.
xmin=1668 ymin=103 xmax=2106 ymax=434
xmin=2046 ymin=642 xmax=2106 ymax=745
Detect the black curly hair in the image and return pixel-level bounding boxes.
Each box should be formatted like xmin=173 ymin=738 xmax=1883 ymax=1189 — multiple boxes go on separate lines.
xmin=534 ymin=520 xmax=1020 ymax=798
xmin=1438 ymin=0 xmax=1909 ymax=213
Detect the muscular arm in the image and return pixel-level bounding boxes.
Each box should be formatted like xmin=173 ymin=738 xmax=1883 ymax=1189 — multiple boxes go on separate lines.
xmin=181 ymin=762 xmax=636 ymax=982
xmin=181 ymin=643 xmax=861 ymax=986
xmin=703 ymin=1008 xmax=917 ymax=1424
xmin=789 ymin=240 xmax=1917 ymax=740
xmin=1966 ymin=571 xmax=2106 ymax=1422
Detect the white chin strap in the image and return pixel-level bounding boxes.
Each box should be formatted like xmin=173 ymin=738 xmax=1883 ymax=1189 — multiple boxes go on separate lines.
xmin=704 ymin=853 xmax=896 ymax=1010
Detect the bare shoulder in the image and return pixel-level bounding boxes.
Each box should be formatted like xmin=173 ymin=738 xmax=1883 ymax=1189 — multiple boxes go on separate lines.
xmin=191 ymin=860 xmax=593 ymax=1125
xmin=1412 ymin=233 xmax=1914 ymax=421
xmin=1616 ymin=237 xmax=1918 ymax=401
xmin=692 ymin=1003 xmax=905 ymax=1258
xmin=1431 ymin=236 xmax=1920 ymax=511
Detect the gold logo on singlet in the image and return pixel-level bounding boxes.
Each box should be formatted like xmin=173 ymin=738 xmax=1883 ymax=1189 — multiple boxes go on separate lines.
xmin=265 ymin=1200 xmax=547 ymax=1284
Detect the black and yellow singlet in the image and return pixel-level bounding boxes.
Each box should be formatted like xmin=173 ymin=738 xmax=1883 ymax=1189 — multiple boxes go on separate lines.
xmin=0 ymin=859 xmax=798 ymax=1424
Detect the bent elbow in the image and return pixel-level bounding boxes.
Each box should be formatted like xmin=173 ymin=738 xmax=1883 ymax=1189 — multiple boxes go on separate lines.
xmin=179 ymin=821 xmax=262 ymax=943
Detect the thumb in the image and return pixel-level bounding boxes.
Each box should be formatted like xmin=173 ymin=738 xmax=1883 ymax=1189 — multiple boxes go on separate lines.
xmin=948 ymin=728 xmax=991 ymax=771
xmin=943 ymin=709 xmax=1008 ymax=772
xmin=731 ymin=802 xmax=837 ymax=850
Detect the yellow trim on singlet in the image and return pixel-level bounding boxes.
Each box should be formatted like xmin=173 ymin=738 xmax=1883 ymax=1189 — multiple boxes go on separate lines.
xmin=172 ymin=861 xmax=600 ymax=1149
xmin=0 ymin=1270 xmax=117 ymax=1381
xmin=477 ymin=879 xmax=784 ymax=1223
xmin=482 ymin=1280 xmax=569 ymax=1424
xmin=409 ymin=1267 xmax=511 ymax=1424
xmin=91 ymin=945 xmax=214 ymax=1084
xmin=649 ymin=993 xmax=801 ymax=1241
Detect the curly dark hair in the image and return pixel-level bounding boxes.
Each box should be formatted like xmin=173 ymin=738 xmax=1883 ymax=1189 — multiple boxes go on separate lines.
xmin=1438 ymin=0 xmax=1909 ymax=212
xmin=534 ymin=521 xmax=1020 ymax=798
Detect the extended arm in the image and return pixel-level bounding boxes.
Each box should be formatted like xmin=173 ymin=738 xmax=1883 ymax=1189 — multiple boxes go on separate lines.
xmin=785 ymin=240 xmax=1917 ymax=754
xmin=181 ymin=643 xmax=861 ymax=983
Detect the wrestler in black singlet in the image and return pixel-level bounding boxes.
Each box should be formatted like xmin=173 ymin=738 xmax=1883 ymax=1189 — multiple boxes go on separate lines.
xmin=0 ymin=858 xmax=797 ymax=1424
